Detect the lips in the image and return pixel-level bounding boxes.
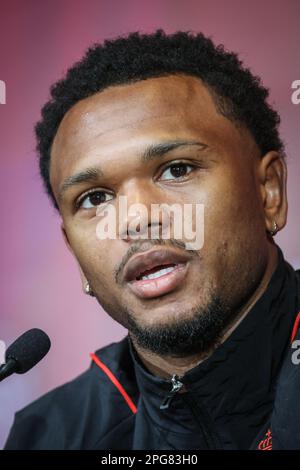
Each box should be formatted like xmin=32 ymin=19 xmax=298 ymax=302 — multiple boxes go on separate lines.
xmin=123 ymin=248 xmax=192 ymax=299
xmin=124 ymin=248 xmax=191 ymax=282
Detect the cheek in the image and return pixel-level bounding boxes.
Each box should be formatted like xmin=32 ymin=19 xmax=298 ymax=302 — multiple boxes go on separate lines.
xmin=198 ymin=166 xmax=263 ymax=258
xmin=210 ymin=165 xmax=259 ymax=225
xmin=64 ymin=221 xmax=114 ymax=281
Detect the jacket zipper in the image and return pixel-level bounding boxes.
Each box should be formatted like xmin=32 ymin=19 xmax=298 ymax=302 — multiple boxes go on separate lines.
xmin=182 ymin=393 xmax=221 ymax=449
xmin=160 ymin=374 xmax=184 ymax=410
xmin=160 ymin=374 xmax=221 ymax=449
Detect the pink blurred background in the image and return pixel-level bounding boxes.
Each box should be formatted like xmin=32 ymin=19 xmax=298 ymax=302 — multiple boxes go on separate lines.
xmin=0 ymin=0 xmax=299 ymax=448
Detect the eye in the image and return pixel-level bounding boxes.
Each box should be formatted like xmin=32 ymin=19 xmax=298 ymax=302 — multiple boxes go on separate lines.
xmin=159 ymin=162 xmax=195 ymax=181
xmin=76 ymin=190 xmax=114 ymax=210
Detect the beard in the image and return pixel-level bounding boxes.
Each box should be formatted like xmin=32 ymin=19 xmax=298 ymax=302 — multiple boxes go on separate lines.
xmin=126 ymin=293 xmax=232 ymax=357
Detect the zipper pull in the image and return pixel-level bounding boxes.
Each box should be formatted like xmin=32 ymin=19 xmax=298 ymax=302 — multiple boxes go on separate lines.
xmin=160 ymin=374 xmax=184 ymax=410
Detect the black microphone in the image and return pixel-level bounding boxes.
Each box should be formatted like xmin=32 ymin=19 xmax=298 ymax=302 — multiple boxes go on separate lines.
xmin=0 ymin=328 xmax=51 ymax=382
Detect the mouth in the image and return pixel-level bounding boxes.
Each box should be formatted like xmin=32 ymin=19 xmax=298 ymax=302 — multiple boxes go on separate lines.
xmin=123 ymin=248 xmax=191 ymax=299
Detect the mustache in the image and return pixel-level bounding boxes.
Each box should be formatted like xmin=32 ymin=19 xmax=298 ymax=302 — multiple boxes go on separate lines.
xmin=114 ymin=238 xmax=198 ymax=285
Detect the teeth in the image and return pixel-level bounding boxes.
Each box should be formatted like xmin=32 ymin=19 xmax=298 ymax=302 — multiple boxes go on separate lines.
xmin=140 ymin=265 xmax=176 ymax=281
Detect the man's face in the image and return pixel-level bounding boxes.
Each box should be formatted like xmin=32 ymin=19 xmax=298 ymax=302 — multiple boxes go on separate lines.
xmin=50 ymin=74 xmax=270 ymax=355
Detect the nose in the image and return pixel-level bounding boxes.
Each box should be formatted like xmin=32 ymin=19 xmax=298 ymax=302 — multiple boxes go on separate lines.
xmin=117 ymin=179 xmax=164 ymax=242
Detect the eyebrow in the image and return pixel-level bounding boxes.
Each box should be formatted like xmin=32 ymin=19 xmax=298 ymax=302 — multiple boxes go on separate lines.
xmin=58 ymin=139 xmax=208 ymax=201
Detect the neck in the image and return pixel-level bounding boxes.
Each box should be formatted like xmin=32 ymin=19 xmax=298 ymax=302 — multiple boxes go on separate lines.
xmin=130 ymin=243 xmax=279 ymax=380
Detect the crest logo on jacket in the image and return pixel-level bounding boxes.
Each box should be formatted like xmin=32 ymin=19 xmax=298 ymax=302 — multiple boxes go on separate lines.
xmin=258 ymin=429 xmax=272 ymax=450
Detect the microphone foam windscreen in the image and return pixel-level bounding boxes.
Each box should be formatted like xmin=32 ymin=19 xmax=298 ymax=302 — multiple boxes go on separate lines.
xmin=5 ymin=328 xmax=51 ymax=373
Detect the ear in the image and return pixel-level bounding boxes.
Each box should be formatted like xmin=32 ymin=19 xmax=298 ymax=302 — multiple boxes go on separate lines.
xmin=258 ymin=151 xmax=288 ymax=234
xmin=60 ymin=222 xmax=89 ymax=293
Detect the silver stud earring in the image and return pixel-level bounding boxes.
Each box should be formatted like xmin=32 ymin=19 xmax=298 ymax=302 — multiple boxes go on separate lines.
xmin=84 ymin=282 xmax=95 ymax=296
xmin=269 ymin=221 xmax=279 ymax=237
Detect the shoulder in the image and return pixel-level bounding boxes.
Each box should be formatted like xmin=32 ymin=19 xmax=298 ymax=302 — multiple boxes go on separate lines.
xmin=4 ymin=362 xmax=95 ymax=449
xmin=272 ymin=309 xmax=300 ymax=449
xmin=4 ymin=335 xmax=137 ymax=449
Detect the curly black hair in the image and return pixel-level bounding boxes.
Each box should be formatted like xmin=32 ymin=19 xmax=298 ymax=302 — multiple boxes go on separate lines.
xmin=35 ymin=29 xmax=285 ymax=211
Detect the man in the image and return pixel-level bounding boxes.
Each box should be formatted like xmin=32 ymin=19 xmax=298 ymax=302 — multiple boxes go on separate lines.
xmin=5 ymin=30 xmax=300 ymax=450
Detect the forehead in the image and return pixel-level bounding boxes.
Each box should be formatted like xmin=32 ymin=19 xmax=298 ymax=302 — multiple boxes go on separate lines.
xmin=50 ymin=74 xmax=254 ymax=190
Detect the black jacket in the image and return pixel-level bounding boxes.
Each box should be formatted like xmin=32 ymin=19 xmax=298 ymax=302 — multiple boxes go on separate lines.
xmin=4 ymin=247 xmax=300 ymax=450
